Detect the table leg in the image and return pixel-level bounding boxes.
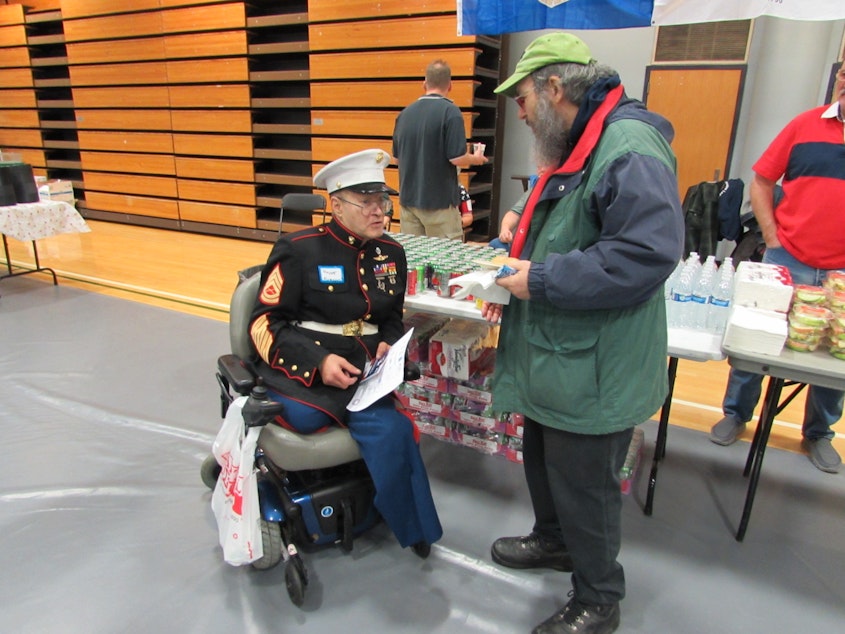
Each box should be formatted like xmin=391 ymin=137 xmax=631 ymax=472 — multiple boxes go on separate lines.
xmin=0 ymin=235 xmax=58 ymax=285
xmin=736 ymin=376 xmax=783 ymax=541
xmin=644 ymin=355 xmax=678 ymax=516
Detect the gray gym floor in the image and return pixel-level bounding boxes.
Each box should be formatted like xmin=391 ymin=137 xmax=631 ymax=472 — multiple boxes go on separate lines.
xmin=1 ymin=276 xmax=844 ymax=633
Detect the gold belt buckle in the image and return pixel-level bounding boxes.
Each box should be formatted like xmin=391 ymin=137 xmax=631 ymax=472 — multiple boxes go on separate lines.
xmin=342 ymin=319 xmax=363 ymax=336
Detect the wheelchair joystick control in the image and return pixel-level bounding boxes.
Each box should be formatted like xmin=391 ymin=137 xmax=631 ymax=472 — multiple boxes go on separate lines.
xmin=242 ymin=385 xmax=286 ymax=428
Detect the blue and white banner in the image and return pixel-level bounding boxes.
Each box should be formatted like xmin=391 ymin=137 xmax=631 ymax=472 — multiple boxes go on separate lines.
xmin=458 ymin=0 xmax=845 ymax=35
xmin=457 ymin=1 xmax=653 ymax=35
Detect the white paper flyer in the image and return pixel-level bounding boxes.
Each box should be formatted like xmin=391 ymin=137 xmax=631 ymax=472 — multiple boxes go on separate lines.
xmin=346 ymin=327 xmax=414 ymax=411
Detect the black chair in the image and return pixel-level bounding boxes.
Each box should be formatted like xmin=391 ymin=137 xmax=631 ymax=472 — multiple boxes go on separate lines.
xmin=279 ymin=193 xmax=327 ymax=234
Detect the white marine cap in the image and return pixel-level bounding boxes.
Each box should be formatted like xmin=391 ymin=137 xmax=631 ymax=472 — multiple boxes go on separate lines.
xmin=313 ymin=148 xmax=398 ymax=195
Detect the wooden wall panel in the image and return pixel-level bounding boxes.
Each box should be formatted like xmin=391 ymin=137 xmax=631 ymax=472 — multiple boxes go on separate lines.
xmin=69 ymin=61 xmax=168 ymax=86
xmin=0 ymin=5 xmax=25 ymax=25
xmin=177 ymin=178 xmax=255 ymax=205
xmin=78 ymin=130 xmax=174 ymax=154
xmin=75 ymin=109 xmax=172 ymax=131
xmin=0 ymin=46 xmax=31 ymax=68
xmin=60 ymin=0 xmax=161 ymax=20
xmin=310 ymin=79 xmax=478 ymax=108
xmin=0 ymin=67 xmax=34 ymax=87
xmin=72 ymin=86 xmax=171 ymax=108
xmin=311 ymin=110 xmax=474 ymax=138
xmin=0 ymin=109 xmax=40 ymax=128
xmin=308 ymin=0 xmax=456 ymax=22
xmin=310 ymin=48 xmax=480 ymax=80
xmin=309 ymin=16 xmax=471 ymax=51
xmin=167 ymin=84 xmax=250 ymax=108
xmin=85 ymin=191 xmax=180 ymax=220
xmin=16 ymin=148 xmax=47 ymax=167
xmin=161 ymin=3 xmax=245 ymax=34
xmin=178 ymin=199 xmax=256 ymax=227
xmin=0 ymin=24 xmax=28 ymax=47
xmin=0 ymin=89 xmax=37 ymax=108
xmin=63 ymin=12 xmax=164 ymax=42
xmin=165 ymin=57 xmax=248 ymax=83
xmin=0 ymin=128 xmax=42 ymax=147
xmin=66 ymin=36 xmax=167 ymax=64
xmin=81 ymin=151 xmax=176 ymax=176
xmin=174 ymin=156 xmax=254 ymax=182
xmin=172 ymin=133 xmax=253 ymax=157
xmin=163 ymin=31 xmax=246 ymax=59
xmin=160 ymin=0 xmax=234 ymax=8
xmin=170 ymin=109 xmax=252 ymax=133
xmin=85 ymin=171 xmax=178 ymax=198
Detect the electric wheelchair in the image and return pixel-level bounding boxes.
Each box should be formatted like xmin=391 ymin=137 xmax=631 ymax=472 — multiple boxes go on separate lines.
xmin=202 ymin=243 xmax=424 ymax=605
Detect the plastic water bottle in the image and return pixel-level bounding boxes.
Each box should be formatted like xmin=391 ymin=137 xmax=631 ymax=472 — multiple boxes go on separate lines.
xmin=670 ymin=256 xmax=697 ymax=329
xmin=690 ymin=255 xmax=717 ymax=330
xmin=707 ymin=262 xmax=735 ymax=335
xmin=665 ymin=260 xmax=685 ymax=324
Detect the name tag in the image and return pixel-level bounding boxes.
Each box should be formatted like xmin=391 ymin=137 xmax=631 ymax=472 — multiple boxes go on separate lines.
xmin=318 ymin=265 xmax=345 ymax=284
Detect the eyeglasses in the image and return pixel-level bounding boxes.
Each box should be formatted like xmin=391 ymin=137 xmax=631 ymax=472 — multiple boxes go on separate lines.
xmin=336 ymin=196 xmax=385 ymax=214
xmin=514 ymin=90 xmax=532 ymax=110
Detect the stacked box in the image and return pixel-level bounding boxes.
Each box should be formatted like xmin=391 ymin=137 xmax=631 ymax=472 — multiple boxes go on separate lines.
xmin=404 ymin=312 xmax=449 ymax=364
xmin=39 ymin=179 xmax=75 ymax=204
xmin=429 ymin=319 xmax=496 ymax=380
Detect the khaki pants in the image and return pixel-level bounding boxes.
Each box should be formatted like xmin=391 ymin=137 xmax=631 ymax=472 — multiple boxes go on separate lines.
xmin=400 ymin=205 xmax=463 ymax=240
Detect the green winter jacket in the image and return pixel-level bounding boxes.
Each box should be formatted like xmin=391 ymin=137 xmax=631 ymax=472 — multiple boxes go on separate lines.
xmin=492 ymin=95 xmax=684 ymax=434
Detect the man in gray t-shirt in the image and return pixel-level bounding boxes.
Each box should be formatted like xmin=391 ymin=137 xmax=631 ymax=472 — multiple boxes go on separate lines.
xmin=392 ymin=59 xmax=487 ymax=239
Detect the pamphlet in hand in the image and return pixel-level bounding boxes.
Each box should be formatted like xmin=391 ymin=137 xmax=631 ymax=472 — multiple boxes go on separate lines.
xmin=347 ymin=327 xmax=414 ymax=412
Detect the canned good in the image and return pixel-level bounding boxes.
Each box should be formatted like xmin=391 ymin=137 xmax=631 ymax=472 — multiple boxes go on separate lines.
xmin=406 ymin=267 xmax=417 ymax=295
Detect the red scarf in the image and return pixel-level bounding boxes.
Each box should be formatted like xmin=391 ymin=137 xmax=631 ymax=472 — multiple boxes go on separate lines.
xmin=510 ymin=84 xmax=625 ymax=259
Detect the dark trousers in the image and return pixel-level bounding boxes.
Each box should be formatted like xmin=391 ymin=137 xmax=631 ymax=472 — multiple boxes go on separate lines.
xmin=523 ymin=417 xmax=633 ymax=605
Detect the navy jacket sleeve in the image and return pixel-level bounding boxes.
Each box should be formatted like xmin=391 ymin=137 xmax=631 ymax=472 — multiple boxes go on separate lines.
xmin=528 ymin=152 xmax=684 ymax=310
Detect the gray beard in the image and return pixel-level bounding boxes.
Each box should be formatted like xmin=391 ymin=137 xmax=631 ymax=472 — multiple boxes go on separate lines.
xmin=531 ymin=95 xmax=569 ymax=170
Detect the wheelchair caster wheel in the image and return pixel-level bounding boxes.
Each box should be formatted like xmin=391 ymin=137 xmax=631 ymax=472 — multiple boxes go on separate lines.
xmin=200 ymin=454 xmax=221 ymax=490
xmin=285 ymin=557 xmax=308 ymax=607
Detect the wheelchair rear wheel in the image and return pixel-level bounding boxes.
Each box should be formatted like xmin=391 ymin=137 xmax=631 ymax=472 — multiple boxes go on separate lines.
xmin=200 ymin=454 xmax=221 ymax=490
xmin=251 ymin=519 xmax=283 ymax=570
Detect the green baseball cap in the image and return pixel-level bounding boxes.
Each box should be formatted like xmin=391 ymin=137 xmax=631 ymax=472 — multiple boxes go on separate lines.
xmin=495 ymin=32 xmax=593 ymax=97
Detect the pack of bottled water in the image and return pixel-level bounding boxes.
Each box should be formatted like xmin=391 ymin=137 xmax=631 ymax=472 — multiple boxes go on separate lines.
xmin=665 ymin=252 xmax=735 ymax=333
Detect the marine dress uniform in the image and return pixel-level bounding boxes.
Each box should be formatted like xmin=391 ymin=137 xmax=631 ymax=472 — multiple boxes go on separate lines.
xmin=248 ymin=149 xmax=442 ymax=550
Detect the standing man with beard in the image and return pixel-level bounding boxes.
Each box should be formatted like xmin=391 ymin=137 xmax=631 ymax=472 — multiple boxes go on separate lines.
xmin=481 ymin=33 xmax=684 ymax=634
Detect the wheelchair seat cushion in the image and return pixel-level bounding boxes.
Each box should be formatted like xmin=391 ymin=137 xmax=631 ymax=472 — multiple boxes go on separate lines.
xmin=259 ymin=424 xmax=362 ymax=471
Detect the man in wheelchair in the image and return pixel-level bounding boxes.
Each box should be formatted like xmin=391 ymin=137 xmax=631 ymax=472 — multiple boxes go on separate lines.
xmin=248 ymin=148 xmax=442 ymax=556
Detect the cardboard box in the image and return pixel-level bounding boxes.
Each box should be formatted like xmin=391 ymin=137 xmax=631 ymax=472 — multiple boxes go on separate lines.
xmin=39 ymin=179 xmax=74 ymax=204
xmin=429 ymin=320 xmax=495 ymax=380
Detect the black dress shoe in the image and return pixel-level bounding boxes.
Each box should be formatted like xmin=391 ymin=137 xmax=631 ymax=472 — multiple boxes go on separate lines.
xmin=532 ymin=598 xmax=620 ymax=634
xmin=491 ymin=534 xmax=573 ymax=572
xmin=411 ymin=541 xmax=431 ymax=559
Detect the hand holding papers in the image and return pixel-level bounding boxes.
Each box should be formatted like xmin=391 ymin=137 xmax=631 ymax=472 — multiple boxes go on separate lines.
xmin=347 ymin=328 xmax=414 ymax=411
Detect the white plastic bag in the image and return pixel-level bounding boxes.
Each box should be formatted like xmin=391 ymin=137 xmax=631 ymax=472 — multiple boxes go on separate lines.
xmin=211 ymin=396 xmax=264 ymax=565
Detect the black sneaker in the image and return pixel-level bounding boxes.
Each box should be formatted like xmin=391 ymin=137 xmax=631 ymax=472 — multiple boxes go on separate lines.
xmin=491 ymin=534 xmax=573 ymax=572
xmin=532 ymin=597 xmax=620 ymax=634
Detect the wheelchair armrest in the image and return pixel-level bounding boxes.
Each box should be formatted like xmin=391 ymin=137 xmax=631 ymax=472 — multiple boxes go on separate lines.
xmin=218 ymin=353 xmax=256 ymax=396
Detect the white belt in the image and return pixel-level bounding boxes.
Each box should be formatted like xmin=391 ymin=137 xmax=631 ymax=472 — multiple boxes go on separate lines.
xmin=297 ymin=319 xmax=378 ymax=336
